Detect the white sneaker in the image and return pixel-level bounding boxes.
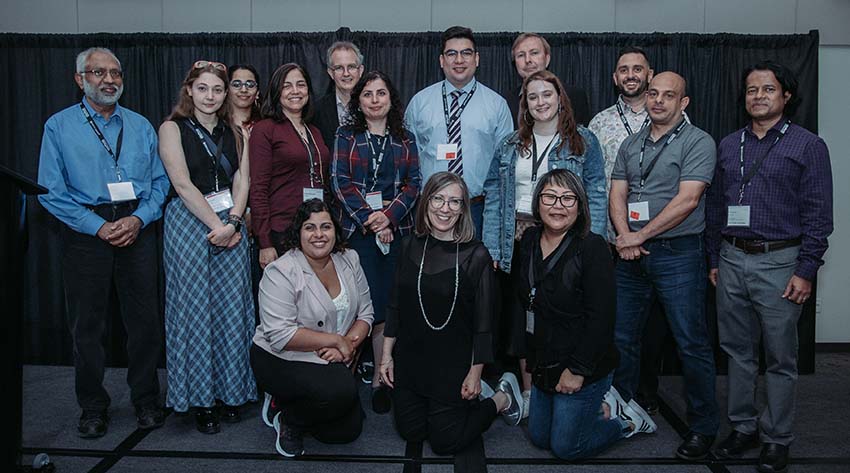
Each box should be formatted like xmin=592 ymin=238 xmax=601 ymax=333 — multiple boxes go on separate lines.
xmin=479 ymin=379 xmax=496 ymax=400
xmin=521 ymin=390 xmax=530 ymax=420
xmin=497 ymin=372 xmax=523 ymax=425
xmin=620 ymin=398 xmax=657 ymax=438
xmin=604 ymin=386 xmax=625 ymax=419
xmin=261 ymin=392 xmax=279 ymax=428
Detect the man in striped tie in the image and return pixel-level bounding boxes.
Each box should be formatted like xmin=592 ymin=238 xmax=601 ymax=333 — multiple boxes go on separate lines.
xmin=405 ymin=26 xmax=513 ymax=238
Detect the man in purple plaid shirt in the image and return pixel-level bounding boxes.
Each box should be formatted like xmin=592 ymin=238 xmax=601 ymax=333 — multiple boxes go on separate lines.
xmin=706 ymin=60 xmax=833 ymax=473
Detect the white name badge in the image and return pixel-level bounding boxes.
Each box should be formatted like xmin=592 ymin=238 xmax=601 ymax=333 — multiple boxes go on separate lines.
xmin=107 ymin=181 xmax=136 ymax=202
xmin=436 ymin=143 xmax=459 ymax=161
xmin=727 ymin=205 xmax=751 ymax=227
xmin=204 ymin=189 xmax=234 ymax=213
xmin=628 ymin=201 xmax=650 ymax=222
xmin=303 ymin=187 xmax=323 ymax=202
xmin=366 ymin=191 xmax=383 ymax=210
xmin=526 ymin=310 xmax=535 ymax=334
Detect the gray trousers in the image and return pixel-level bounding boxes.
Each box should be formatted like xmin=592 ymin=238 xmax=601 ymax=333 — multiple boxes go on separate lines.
xmin=716 ymin=240 xmax=803 ymax=446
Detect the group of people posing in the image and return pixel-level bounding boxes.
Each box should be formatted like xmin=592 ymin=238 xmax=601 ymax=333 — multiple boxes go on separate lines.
xmin=37 ymin=24 xmax=832 ymax=473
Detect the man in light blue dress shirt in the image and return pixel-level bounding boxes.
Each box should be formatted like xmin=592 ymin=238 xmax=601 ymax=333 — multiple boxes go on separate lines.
xmin=405 ymin=26 xmax=513 ymax=237
xmin=37 ymin=47 xmax=169 ymax=438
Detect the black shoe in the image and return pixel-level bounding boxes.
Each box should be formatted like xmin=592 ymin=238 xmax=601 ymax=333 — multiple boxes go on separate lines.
xmin=372 ymin=386 xmax=391 ymax=414
xmin=758 ymin=443 xmax=789 ymax=473
xmin=194 ymin=407 xmax=220 ymax=434
xmin=359 ymin=361 xmax=375 ymax=385
xmin=136 ymin=404 xmax=165 ymax=430
xmin=676 ymin=432 xmax=715 ymax=461
xmin=218 ymin=404 xmax=241 ymax=424
xmin=274 ymin=415 xmax=304 ymax=457
xmin=636 ymin=394 xmax=660 ymax=415
xmin=714 ymin=430 xmax=759 ymax=459
xmin=78 ymin=410 xmax=109 ymax=438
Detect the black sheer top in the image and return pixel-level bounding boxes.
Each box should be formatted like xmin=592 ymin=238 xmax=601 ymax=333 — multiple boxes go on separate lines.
xmin=385 ymin=234 xmax=495 ymax=404
xmin=169 ymin=117 xmax=239 ymax=198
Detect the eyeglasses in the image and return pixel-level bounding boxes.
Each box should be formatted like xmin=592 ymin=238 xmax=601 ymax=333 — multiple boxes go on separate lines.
xmin=193 ymin=60 xmax=227 ymax=72
xmin=230 ymin=80 xmax=257 ymax=90
xmin=330 ymin=64 xmax=361 ymax=74
xmin=539 ymin=193 xmax=578 ymax=208
xmin=443 ymin=49 xmax=476 ymax=60
xmin=80 ymin=69 xmax=123 ymax=79
xmin=429 ymin=195 xmax=463 ymax=211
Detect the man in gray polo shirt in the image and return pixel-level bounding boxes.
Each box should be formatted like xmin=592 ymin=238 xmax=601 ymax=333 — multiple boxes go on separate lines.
xmin=607 ymin=72 xmax=719 ymax=460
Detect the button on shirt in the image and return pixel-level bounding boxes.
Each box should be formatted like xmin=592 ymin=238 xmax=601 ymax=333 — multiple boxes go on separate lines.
xmin=611 ymin=121 xmax=716 ymax=238
xmin=705 ymin=120 xmax=833 ymax=281
xmin=37 ymin=97 xmax=169 ymax=235
xmin=335 ymin=93 xmax=349 ymax=124
xmin=405 ymin=79 xmax=513 ymax=197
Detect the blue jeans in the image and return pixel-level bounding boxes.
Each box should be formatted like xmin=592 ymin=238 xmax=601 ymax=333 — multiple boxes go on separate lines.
xmin=612 ymin=234 xmax=719 ymax=436
xmin=528 ymin=373 xmax=628 ymax=460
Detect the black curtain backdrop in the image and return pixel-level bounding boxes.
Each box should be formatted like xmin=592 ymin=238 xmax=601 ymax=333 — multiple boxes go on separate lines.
xmin=0 ymin=29 xmax=819 ymax=365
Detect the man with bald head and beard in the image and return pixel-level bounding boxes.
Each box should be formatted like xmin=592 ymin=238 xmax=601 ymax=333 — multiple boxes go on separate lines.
xmin=606 ymin=72 xmax=720 ymax=460
xmin=38 ymin=47 xmax=169 ymax=438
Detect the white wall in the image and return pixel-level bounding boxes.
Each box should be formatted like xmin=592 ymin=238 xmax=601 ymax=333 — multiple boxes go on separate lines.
xmin=3 ymin=0 xmax=849 ymax=341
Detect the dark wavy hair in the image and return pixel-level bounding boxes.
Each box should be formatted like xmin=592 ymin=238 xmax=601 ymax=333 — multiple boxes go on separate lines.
xmin=518 ymin=70 xmax=585 ymax=156
xmin=344 ymin=70 xmax=406 ymax=141
xmin=740 ymin=60 xmax=801 ymax=117
xmin=531 ymin=169 xmax=591 ymax=238
xmin=261 ymin=63 xmax=315 ymax=124
xmin=280 ymin=199 xmax=347 ymax=254
xmin=228 ymin=63 xmax=262 ymax=125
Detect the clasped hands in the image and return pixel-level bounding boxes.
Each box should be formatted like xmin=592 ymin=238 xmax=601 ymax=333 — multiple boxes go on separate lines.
xmin=96 ymin=216 xmax=142 ymax=247
xmin=317 ymin=333 xmax=360 ymax=365
xmin=615 ymin=231 xmax=650 ymax=261
xmin=365 ymin=211 xmax=393 ymax=244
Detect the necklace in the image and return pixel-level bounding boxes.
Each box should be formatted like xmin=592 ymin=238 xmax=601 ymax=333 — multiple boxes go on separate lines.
xmin=417 ymin=234 xmax=459 ymax=331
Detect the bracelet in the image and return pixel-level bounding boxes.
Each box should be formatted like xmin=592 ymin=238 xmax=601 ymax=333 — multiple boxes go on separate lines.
xmin=225 ymin=214 xmax=243 ymax=232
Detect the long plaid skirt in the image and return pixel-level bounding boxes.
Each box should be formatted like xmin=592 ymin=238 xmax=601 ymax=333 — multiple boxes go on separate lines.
xmin=163 ymin=198 xmax=257 ymax=412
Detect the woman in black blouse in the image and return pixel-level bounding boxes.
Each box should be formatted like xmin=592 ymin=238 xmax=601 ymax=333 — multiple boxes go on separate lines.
xmin=514 ymin=169 xmax=654 ymax=460
xmin=379 ymin=172 xmax=521 ymax=473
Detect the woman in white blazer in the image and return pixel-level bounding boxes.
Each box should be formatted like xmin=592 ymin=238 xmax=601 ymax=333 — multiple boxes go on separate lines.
xmin=250 ymin=198 xmax=374 ymax=457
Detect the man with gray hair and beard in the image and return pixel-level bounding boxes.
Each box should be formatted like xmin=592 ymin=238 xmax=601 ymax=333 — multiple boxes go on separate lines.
xmin=37 ymin=47 xmax=169 ymax=438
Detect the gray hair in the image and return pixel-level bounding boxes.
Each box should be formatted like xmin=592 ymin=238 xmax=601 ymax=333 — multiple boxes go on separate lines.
xmin=76 ymin=47 xmax=121 ymax=73
xmin=325 ymin=41 xmax=363 ymax=68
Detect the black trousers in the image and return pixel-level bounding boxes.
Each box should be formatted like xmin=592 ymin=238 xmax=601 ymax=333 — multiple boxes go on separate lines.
xmin=250 ymin=343 xmax=363 ymax=443
xmin=392 ymin=386 xmax=497 ymax=473
xmin=60 ymin=220 xmax=162 ymax=411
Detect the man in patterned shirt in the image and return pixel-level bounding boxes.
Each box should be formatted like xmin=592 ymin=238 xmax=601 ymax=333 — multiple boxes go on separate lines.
xmin=706 ymin=61 xmax=833 ymax=473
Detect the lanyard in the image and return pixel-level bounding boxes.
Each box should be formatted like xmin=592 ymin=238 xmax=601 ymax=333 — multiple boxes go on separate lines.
xmin=80 ymin=103 xmax=124 ymax=181
xmin=296 ymin=123 xmax=323 ymax=187
xmin=442 ymin=81 xmax=477 ymax=132
xmin=737 ymin=119 xmax=791 ymax=204
xmin=187 ymin=118 xmax=226 ymax=192
xmin=637 ymin=119 xmax=688 ymax=196
xmin=531 ymin=133 xmax=557 ymax=182
xmin=616 ymin=101 xmax=650 ymax=136
xmin=365 ymin=130 xmax=390 ymax=192
xmin=527 ymin=232 xmax=574 ymax=308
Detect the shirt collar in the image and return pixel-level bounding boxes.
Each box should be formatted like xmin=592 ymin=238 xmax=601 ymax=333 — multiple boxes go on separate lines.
xmin=617 ymin=95 xmax=645 ymax=115
xmin=744 ymin=116 xmax=789 ymax=137
xmin=81 ymin=96 xmax=123 ymax=122
xmin=644 ymin=117 xmax=687 ymax=143
xmin=444 ymin=77 xmax=477 ymax=95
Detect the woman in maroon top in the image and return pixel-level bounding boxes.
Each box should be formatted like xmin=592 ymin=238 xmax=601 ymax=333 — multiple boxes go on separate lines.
xmin=250 ymin=63 xmax=330 ymax=269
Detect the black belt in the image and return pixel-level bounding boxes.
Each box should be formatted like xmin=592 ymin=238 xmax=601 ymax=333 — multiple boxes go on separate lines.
xmin=724 ymin=236 xmax=801 ymax=254
xmin=85 ymin=200 xmax=139 ymax=222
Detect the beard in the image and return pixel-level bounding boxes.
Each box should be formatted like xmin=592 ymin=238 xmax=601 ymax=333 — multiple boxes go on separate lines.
xmin=83 ymin=80 xmax=124 ymax=106
xmin=619 ymin=79 xmax=647 ymax=98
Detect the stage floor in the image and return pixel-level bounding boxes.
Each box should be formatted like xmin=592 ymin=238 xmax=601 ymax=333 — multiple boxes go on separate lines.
xmin=20 ymin=353 xmax=850 ymax=472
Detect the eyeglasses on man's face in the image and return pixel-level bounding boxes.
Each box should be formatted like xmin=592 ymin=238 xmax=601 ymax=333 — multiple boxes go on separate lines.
xmin=442 ymin=49 xmax=476 ymax=60
xmin=331 ymin=64 xmax=361 ymax=74
xmin=538 ymin=193 xmax=578 ymax=208
xmin=81 ymin=69 xmax=123 ymax=80
xmin=429 ymin=195 xmax=464 ymax=211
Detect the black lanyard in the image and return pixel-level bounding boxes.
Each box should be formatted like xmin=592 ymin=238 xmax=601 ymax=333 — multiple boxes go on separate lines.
xmin=527 ymin=232 xmax=574 ymax=308
xmin=531 ymin=133 xmax=557 ymax=182
xmin=736 ymin=119 xmax=791 ymax=204
xmin=637 ymin=119 xmax=688 ymax=193
xmin=616 ymin=101 xmax=650 ymax=136
xmin=296 ymin=123 xmax=323 ymax=187
xmin=365 ymin=130 xmax=390 ymax=192
xmin=442 ymin=81 xmax=477 ymax=132
xmin=187 ymin=118 xmax=227 ymax=192
xmin=80 ymin=103 xmax=124 ymax=180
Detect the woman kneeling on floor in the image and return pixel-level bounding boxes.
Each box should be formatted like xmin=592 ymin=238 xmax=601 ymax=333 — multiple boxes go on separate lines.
xmin=250 ymin=199 xmax=374 ymax=457
xmin=513 ymin=169 xmax=651 ymax=460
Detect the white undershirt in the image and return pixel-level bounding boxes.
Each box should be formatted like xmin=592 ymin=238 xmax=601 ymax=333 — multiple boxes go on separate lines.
xmin=331 ymin=273 xmax=350 ymax=335
xmin=515 ymin=132 xmax=556 ymax=214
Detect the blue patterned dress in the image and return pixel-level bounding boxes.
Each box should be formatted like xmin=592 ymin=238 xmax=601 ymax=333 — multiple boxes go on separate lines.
xmin=163 ymin=118 xmax=257 ymax=412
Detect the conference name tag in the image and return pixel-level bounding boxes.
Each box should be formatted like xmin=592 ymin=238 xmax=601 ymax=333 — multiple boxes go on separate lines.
xmin=436 ymin=143 xmax=458 ymax=161
xmin=204 ymin=189 xmax=234 ymax=213
xmin=727 ymin=205 xmax=751 ymax=227
xmin=526 ymin=310 xmax=535 ymax=334
xmin=366 ymin=191 xmax=383 ymax=210
xmin=107 ymin=181 xmax=136 ymax=202
xmin=303 ymin=187 xmax=323 ymax=202
xmin=628 ymin=201 xmax=650 ymax=222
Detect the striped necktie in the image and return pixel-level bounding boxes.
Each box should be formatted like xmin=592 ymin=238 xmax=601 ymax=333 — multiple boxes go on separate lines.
xmin=447 ymin=90 xmax=463 ymax=175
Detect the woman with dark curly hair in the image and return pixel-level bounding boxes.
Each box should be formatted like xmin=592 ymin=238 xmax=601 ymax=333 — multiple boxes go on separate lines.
xmin=332 ymin=70 xmax=420 ymax=413
xmin=250 ymin=199 xmax=374 ymax=457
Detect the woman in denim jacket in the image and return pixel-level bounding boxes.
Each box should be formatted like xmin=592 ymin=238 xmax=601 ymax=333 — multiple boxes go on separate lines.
xmin=482 ymin=70 xmax=607 ymax=413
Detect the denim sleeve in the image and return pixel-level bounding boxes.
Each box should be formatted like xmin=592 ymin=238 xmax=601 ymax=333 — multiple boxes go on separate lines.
xmin=581 ymin=129 xmax=609 ymax=237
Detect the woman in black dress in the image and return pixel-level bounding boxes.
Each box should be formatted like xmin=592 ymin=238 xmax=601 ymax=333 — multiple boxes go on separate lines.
xmin=379 ymin=171 xmax=521 ymax=473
